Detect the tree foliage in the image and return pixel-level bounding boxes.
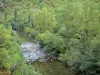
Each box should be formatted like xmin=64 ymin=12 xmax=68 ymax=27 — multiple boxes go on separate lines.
xmin=0 ymin=0 xmax=100 ymax=75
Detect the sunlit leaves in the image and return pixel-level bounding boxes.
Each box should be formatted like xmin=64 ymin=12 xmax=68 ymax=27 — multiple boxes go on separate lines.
xmin=34 ymin=7 xmax=56 ymax=33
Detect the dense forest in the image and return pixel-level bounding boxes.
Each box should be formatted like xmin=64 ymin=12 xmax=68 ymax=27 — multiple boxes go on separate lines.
xmin=0 ymin=0 xmax=100 ymax=75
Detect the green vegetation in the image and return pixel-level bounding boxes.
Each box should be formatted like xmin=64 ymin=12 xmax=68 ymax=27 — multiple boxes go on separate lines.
xmin=0 ymin=0 xmax=100 ymax=75
xmin=0 ymin=24 xmax=41 ymax=75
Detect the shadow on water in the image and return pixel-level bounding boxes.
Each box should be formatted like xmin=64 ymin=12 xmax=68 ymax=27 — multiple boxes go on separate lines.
xmin=33 ymin=60 xmax=75 ymax=75
xmin=16 ymin=31 xmax=34 ymax=43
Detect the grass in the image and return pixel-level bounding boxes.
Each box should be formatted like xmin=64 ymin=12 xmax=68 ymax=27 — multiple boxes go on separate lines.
xmin=33 ymin=61 xmax=75 ymax=75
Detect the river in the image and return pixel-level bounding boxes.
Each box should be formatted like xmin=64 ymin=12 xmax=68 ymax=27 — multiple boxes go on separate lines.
xmin=18 ymin=31 xmax=75 ymax=75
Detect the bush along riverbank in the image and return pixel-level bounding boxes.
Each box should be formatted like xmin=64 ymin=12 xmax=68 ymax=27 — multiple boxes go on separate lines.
xmin=0 ymin=24 xmax=42 ymax=75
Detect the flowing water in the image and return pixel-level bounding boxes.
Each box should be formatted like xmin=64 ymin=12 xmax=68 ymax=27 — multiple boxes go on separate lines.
xmin=21 ymin=42 xmax=46 ymax=62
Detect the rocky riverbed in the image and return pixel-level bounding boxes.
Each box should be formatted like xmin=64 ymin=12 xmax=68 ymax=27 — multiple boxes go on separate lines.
xmin=21 ymin=42 xmax=47 ymax=62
